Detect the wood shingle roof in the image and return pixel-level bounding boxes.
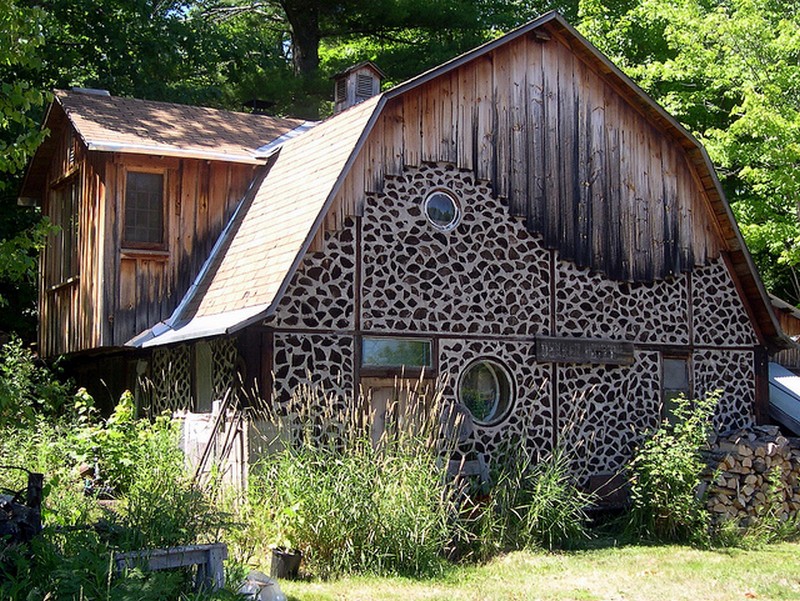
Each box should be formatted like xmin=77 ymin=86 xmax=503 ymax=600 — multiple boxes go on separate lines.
xmin=54 ymin=90 xmax=305 ymax=163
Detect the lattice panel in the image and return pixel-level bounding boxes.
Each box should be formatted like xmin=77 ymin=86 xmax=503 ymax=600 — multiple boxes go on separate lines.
xmin=269 ymin=220 xmax=356 ymax=330
xmin=693 ymin=349 xmax=755 ymax=432
xmin=555 ymin=261 xmax=689 ymax=344
xmin=361 ymin=163 xmax=551 ymax=336
xmin=438 ymin=339 xmax=552 ymax=470
xmin=692 ymin=259 xmax=758 ymax=347
xmin=556 ymin=351 xmax=661 ymax=481
xmin=149 ymin=344 xmax=192 ymax=414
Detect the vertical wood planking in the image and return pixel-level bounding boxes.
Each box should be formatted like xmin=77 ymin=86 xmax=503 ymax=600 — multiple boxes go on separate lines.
xmin=403 ymin=94 xmax=422 ymax=168
xmin=508 ymin=37 xmax=528 ymax=216
xmin=559 ymin=45 xmax=577 ymax=260
xmin=660 ymin=139 xmax=680 ymax=275
xmin=589 ymin=81 xmax=607 ymax=271
xmin=457 ymin=65 xmax=475 ymax=173
xmin=440 ymin=72 xmax=456 ymax=165
xmin=526 ymin=36 xmax=545 ymax=232
xmin=421 ymin=82 xmax=437 ymax=163
xmin=475 ymin=55 xmax=494 ymax=182
xmin=541 ymin=41 xmax=560 ymax=247
xmin=493 ymin=42 xmax=512 ymax=199
xmin=382 ymin=101 xmax=405 ymax=177
xmin=574 ymin=58 xmax=592 ymax=267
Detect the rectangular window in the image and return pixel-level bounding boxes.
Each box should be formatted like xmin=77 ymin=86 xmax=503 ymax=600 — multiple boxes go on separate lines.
xmin=663 ymin=357 xmax=691 ymax=421
xmin=124 ymin=171 xmax=164 ymax=246
xmin=50 ymin=175 xmax=80 ymax=283
xmin=362 ymin=337 xmax=432 ymax=368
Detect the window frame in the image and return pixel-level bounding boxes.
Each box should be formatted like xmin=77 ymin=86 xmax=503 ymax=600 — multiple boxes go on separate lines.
xmin=122 ymin=168 xmax=168 ymax=251
xmin=423 ymin=188 xmax=461 ymax=232
xmin=359 ymin=335 xmax=437 ymax=378
xmin=661 ymin=354 xmax=692 ymax=423
xmin=49 ymin=170 xmax=81 ymax=286
xmin=457 ymin=357 xmax=515 ymax=426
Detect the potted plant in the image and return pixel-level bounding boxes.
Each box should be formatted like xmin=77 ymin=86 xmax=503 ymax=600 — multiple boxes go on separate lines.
xmin=270 ymin=503 xmax=302 ymax=580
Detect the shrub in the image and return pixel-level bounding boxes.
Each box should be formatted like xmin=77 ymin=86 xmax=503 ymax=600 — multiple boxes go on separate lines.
xmin=454 ymin=442 xmax=594 ymax=560
xmin=0 ymin=393 xmax=228 ymax=599
xmin=626 ymin=392 xmax=717 ymax=544
xmin=0 ymin=335 xmax=71 ymax=427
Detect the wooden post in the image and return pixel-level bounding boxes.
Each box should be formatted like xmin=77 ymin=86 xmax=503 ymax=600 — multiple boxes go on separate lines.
xmin=26 ymin=472 xmax=43 ymax=536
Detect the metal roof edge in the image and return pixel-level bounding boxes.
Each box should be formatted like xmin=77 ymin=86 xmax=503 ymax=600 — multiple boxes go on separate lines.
xmin=134 ymin=305 xmax=271 ymax=348
xmin=126 ymin=165 xmax=272 ymax=348
xmin=86 ymin=140 xmax=267 ymax=164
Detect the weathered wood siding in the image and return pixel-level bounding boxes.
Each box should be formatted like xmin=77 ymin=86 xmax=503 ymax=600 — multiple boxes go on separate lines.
xmin=329 ymin=28 xmax=722 ymax=282
xmin=40 ymin=129 xmax=258 ymax=356
xmin=773 ymin=309 xmax=800 ymax=372
xmin=106 ymin=154 xmax=256 ymax=347
xmin=40 ymin=127 xmax=106 ymax=357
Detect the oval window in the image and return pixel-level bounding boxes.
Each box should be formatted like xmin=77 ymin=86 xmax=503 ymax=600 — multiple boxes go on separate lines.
xmin=424 ymin=190 xmax=460 ymax=231
xmin=458 ymin=359 xmax=514 ymax=425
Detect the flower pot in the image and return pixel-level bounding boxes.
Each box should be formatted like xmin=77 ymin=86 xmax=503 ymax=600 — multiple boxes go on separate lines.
xmin=270 ymin=547 xmax=301 ymax=580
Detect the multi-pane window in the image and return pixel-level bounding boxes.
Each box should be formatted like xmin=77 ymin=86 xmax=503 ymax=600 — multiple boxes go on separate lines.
xmin=51 ymin=177 xmax=80 ymax=283
xmin=125 ymin=171 xmax=164 ymax=246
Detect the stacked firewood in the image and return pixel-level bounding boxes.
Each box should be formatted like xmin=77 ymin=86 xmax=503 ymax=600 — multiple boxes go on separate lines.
xmin=702 ymin=425 xmax=800 ymax=525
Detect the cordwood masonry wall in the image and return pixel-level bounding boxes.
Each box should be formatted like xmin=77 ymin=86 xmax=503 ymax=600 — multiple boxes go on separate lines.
xmin=252 ymin=161 xmax=760 ymax=481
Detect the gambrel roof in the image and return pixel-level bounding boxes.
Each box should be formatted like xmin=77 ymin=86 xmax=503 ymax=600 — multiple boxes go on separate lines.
xmin=122 ymin=11 xmax=788 ymax=350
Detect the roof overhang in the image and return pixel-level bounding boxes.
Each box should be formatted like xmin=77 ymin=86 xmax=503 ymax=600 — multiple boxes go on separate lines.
xmin=129 ymin=304 xmax=270 ymax=348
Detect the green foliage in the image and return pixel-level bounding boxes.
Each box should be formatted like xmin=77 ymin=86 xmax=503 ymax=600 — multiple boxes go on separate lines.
xmin=242 ymin=382 xmax=455 ymax=578
xmin=0 ymin=395 xmax=228 ymax=599
xmin=455 ymin=443 xmax=593 ymax=561
xmin=578 ymin=0 xmax=800 ymax=303
xmin=626 ymin=392 xmax=717 ymax=543
xmin=0 ymin=335 xmax=72 ymax=426
xmin=0 ymin=0 xmax=49 ymax=187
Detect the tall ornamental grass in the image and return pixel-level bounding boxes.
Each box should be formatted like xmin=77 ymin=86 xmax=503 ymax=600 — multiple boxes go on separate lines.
xmin=243 ymin=377 xmax=458 ymax=578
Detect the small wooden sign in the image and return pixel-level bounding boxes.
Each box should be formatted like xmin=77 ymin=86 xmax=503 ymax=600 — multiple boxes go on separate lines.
xmin=536 ymin=336 xmax=634 ymax=365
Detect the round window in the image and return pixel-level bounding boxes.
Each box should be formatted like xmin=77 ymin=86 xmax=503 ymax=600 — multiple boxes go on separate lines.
xmin=424 ymin=190 xmax=460 ymax=231
xmin=458 ymin=359 xmax=514 ymax=425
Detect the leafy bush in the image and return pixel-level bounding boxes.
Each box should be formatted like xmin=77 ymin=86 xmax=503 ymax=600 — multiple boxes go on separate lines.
xmin=0 ymin=335 xmax=71 ymax=426
xmin=626 ymin=393 xmax=717 ymax=544
xmin=0 ymin=393 xmax=228 ymax=599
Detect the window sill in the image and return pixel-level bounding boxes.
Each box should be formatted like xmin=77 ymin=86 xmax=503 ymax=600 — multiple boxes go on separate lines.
xmin=48 ymin=276 xmax=80 ymax=293
xmin=121 ymin=248 xmax=170 ymax=261
xmin=359 ymin=367 xmax=437 ymax=379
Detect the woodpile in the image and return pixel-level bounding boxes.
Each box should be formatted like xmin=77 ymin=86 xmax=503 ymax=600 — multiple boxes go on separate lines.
xmin=702 ymin=425 xmax=800 ymax=526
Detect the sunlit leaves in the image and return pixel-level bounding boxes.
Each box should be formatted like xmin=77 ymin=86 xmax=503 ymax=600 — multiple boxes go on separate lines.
xmin=579 ymin=0 xmax=800 ymax=302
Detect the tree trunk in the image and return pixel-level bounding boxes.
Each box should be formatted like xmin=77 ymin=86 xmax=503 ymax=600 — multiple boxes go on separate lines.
xmin=281 ymin=0 xmax=321 ymax=79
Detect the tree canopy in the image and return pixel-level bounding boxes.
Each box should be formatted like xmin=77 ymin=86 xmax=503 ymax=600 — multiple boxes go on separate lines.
xmin=579 ymin=0 xmax=800 ymax=302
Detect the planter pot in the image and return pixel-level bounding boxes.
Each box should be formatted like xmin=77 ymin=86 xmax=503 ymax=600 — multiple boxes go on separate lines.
xmin=270 ymin=547 xmax=301 ymax=580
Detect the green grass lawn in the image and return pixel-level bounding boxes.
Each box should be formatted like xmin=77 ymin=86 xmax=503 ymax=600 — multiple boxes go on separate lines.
xmin=278 ymin=541 xmax=800 ymax=601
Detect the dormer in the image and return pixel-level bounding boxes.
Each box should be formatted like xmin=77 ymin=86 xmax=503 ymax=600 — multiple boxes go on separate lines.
xmin=333 ymin=62 xmax=385 ymax=114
